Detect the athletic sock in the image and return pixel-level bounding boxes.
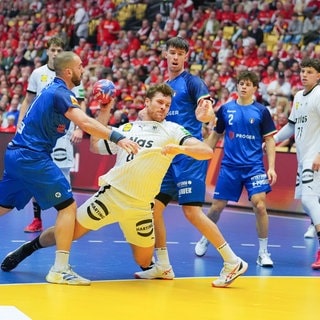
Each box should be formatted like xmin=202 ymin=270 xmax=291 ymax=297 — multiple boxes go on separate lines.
xmin=23 ymin=235 xmax=43 ymax=256
xmin=155 ymin=247 xmax=170 ymax=267
xmin=53 ymin=250 xmax=70 ymax=271
xmin=258 ymin=238 xmax=268 ymax=254
xmin=32 ymin=201 xmax=42 ymax=220
xmin=217 ymin=242 xmax=238 ymax=264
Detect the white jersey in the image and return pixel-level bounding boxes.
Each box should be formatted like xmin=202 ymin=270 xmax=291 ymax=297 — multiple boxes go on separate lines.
xmin=27 ymin=64 xmax=85 ymax=169
xmin=289 ymin=85 xmax=320 ymax=164
xmin=97 ymin=120 xmax=191 ymax=202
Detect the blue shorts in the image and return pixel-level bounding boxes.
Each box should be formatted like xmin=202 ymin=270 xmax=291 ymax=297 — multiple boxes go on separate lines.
xmin=159 ymin=156 xmax=208 ymax=204
xmin=214 ymin=164 xmax=271 ymax=202
xmin=0 ymin=147 xmax=73 ymax=210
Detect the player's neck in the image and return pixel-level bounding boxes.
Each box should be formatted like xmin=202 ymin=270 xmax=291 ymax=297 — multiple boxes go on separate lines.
xmin=303 ymin=83 xmax=318 ymax=96
xmin=237 ymin=98 xmax=254 ymax=106
xmin=168 ymin=69 xmax=184 ymax=81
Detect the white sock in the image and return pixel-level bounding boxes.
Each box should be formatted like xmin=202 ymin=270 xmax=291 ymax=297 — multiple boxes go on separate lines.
xmin=53 ymin=250 xmax=69 ymax=271
xmin=217 ymin=242 xmax=238 ymax=264
xmin=258 ymin=238 xmax=268 ymax=254
xmin=155 ymin=247 xmax=170 ymax=267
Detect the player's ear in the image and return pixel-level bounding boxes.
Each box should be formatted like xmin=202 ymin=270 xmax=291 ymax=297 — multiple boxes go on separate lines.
xmin=144 ymin=97 xmax=150 ymax=108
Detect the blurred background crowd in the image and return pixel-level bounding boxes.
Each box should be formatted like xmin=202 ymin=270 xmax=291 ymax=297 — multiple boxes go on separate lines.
xmin=0 ymin=0 xmax=319 ymax=151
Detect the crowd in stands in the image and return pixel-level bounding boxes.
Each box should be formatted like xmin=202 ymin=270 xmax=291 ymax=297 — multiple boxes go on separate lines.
xmin=0 ymin=0 xmax=320 ymax=151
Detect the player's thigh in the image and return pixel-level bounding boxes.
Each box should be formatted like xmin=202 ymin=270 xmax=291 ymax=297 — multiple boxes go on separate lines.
xmin=214 ymin=166 xmax=243 ymax=202
xmin=118 ymin=204 xmax=155 ymax=248
xmin=76 ymin=185 xmax=119 ymax=230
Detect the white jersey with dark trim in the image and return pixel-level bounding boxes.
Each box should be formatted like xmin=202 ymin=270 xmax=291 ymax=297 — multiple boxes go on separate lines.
xmin=289 ymin=85 xmax=320 ymax=163
xmin=98 ymin=120 xmax=191 ymax=202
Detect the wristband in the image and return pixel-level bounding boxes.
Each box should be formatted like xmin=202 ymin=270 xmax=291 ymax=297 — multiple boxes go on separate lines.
xmin=110 ymin=130 xmax=126 ymax=144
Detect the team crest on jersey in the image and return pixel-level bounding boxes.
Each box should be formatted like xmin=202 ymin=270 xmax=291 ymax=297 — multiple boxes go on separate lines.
xmin=122 ymin=123 xmax=133 ymax=131
xmin=229 ymin=131 xmax=235 ymax=139
xmin=249 ymin=118 xmax=255 ymax=124
xmin=70 ymin=95 xmax=80 ymax=107
xmin=294 ymin=101 xmax=300 ymax=110
xmin=40 ymin=74 xmax=48 ymax=82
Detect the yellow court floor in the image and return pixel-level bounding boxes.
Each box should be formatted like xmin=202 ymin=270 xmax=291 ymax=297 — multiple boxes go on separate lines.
xmin=0 ymin=277 xmax=317 ymax=320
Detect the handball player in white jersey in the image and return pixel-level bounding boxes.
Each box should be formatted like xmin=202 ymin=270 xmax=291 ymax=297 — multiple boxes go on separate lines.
xmin=274 ymin=58 xmax=320 ymax=269
xmin=18 ymin=37 xmax=86 ymax=233
xmin=1 ymin=84 xmax=248 ymax=287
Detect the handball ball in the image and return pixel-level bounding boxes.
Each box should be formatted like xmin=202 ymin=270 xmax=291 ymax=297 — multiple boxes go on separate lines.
xmin=92 ymin=79 xmax=116 ymax=104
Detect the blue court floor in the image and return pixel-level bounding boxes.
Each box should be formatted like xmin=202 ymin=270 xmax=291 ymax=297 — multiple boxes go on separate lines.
xmin=0 ymin=191 xmax=318 ymax=284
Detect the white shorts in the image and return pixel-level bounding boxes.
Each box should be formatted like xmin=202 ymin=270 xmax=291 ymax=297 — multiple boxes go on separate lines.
xmin=295 ymin=161 xmax=320 ymax=199
xmin=77 ymin=185 xmax=155 ymax=247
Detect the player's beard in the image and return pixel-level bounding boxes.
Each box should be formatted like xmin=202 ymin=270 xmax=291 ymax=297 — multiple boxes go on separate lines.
xmin=72 ymin=74 xmax=81 ymax=87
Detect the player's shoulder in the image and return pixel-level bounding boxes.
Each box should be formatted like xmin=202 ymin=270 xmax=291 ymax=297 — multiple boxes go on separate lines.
xmin=31 ymin=64 xmax=49 ymax=75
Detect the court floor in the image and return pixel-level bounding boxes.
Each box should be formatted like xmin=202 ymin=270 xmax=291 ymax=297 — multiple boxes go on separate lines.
xmin=0 ymin=191 xmax=319 ymax=320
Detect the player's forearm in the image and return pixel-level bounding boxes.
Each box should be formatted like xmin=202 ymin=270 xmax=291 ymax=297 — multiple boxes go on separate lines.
xmin=181 ymin=144 xmax=213 ymax=160
xmin=265 ymin=138 xmax=276 ymax=171
xmin=205 ymin=131 xmax=221 ymax=149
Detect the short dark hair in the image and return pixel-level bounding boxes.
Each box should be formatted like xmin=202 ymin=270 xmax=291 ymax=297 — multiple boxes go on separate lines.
xmin=237 ymin=70 xmax=259 ymax=87
xmin=146 ymin=83 xmax=174 ymax=100
xmin=300 ymin=58 xmax=320 ymax=73
xmin=166 ymin=37 xmax=189 ymax=52
xmin=47 ymin=37 xmax=65 ymax=50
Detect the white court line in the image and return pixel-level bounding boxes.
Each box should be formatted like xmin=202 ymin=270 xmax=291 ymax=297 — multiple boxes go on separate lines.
xmin=0 ymin=306 xmax=31 ymax=320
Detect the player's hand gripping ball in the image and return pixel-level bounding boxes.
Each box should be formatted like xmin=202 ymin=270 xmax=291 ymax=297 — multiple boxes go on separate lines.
xmin=92 ymin=79 xmax=116 ymax=104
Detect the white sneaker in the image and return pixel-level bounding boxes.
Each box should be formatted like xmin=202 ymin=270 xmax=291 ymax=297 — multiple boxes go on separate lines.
xmin=195 ymin=236 xmax=209 ymax=257
xmin=212 ymin=258 xmax=248 ymax=288
xmin=46 ymin=265 xmax=91 ymax=285
xmin=134 ymin=263 xmax=175 ymax=280
xmin=304 ymin=225 xmax=316 ymax=238
xmin=256 ymin=252 xmax=274 ymax=267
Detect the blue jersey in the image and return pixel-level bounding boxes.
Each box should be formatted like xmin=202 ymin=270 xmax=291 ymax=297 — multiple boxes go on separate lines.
xmin=11 ymin=78 xmax=80 ymax=155
xmin=166 ymin=71 xmax=210 ymax=140
xmin=158 ymin=71 xmax=210 ymax=204
xmin=215 ymin=99 xmax=276 ymax=167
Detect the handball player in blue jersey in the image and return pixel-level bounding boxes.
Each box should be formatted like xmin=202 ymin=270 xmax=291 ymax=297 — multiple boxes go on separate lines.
xmin=0 ymin=51 xmax=139 ymax=285
xmin=135 ymin=37 xmax=248 ymax=287
xmin=195 ymin=70 xmax=278 ymax=267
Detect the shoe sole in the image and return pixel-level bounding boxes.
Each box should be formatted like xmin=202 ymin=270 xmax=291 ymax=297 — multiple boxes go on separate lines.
xmin=24 ymin=229 xmax=43 ymax=233
xmin=46 ymin=276 xmax=91 ymax=286
xmin=311 ymin=265 xmax=320 ymax=270
xmin=134 ymin=274 xmax=174 ymax=280
xmin=195 ymin=251 xmax=207 ymax=257
xmin=212 ymin=261 xmax=248 ymax=288
xmin=256 ymin=261 xmax=274 ymax=268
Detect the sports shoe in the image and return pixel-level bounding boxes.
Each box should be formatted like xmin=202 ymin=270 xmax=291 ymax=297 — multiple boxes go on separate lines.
xmin=304 ymin=225 xmax=316 ymax=238
xmin=212 ymin=258 xmax=248 ymax=288
xmin=1 ymin=241 xmax=32 ymax=272
xmin=311 ymin=250 xmax=320 ymax=270
xmin=195 ymin=236 xmax=209 ymax=257
xmin=46 ymin=265 xmax=91 ymax=285
xmin=256 ymin=252 xmax=274 ymax=267
xmin=134 ymin=263 xmax=175 ymax=280
xmin=24 ymin=218 xmax=43 ymax=233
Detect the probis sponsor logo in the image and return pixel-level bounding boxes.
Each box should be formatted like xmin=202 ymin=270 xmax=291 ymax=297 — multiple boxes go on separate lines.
xmin=136 ymin=219 xmax=153 ymax=237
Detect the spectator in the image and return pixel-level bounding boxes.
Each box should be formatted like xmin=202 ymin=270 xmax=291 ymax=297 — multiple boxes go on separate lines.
xmin=0 ymin=114 xmax=16 ymax=132
xmin=248 ymin=19 xmax=264 ymax=46
xmin=200 ymin=9 xmax=220 ymax=37
xmin=302 ymin=13 xmax=320 ymax=46
xmin=266 ymin=71 xmax=292 ymax=104
xmin=283 ymin=13 xmax=303 ymax=45
xmin=72 ymin=1 xmax=89 ymax=47
xmin=97 ymin=10 xmax=121 ymax=47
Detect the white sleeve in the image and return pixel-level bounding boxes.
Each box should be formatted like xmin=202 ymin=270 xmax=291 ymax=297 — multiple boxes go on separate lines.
xmin=274 ymin=122 xmax=295 ymax=143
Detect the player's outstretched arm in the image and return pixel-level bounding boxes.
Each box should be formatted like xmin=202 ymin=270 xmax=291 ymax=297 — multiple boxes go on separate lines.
xmin=161 ymin=138 xmax=213 ymax=160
